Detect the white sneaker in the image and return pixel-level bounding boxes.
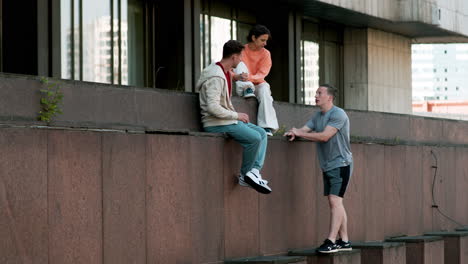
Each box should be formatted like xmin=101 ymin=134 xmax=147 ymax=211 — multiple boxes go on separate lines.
xmin=238 ymin=174 xmax=251 ymax=188
xmin=243 ymin=88 xmax=256 ymax=98
xmin=250 ymin=168 xmax=269 ymax=184
xmin=244 ymin=170 xmax=272 ymax=194
xmin=238 ymin=173 xmax=268 ymax=187
xmin=264 ymin=128 xmax=273 ymax=136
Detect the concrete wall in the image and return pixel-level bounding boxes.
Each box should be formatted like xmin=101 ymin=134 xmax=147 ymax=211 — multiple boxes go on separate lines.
xmin=316 ymin=0 xmax=468 ymax=36
xmin=1 ymin=74 xmax=467 ymax=263
xmin=344 ymin=28 xmax=412 ymax=114
xmin=315 ymin=0 xmax=399 ymax=20
xmin=3 ymin=73 xmax=468 ymax=146
xmin=435 ymin=0 xmax=468 ymax=36
xmin=0 ymin=127 xmax=467 ymax=263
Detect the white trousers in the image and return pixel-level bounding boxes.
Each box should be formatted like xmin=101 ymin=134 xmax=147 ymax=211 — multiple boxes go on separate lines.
xmin=255 ymin=82 xmax=279 ymax=131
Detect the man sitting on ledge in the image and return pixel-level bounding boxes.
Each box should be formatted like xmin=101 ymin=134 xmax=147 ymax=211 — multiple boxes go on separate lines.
xmin=196 ymin=40 xmax=272 ymax=194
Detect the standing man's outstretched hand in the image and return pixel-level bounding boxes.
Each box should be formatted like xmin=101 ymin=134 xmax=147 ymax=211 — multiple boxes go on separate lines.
xmin=284 ymin=127 xmax=298 ymax=141
xmin=237 ymin=113 xmax=250 ymax=123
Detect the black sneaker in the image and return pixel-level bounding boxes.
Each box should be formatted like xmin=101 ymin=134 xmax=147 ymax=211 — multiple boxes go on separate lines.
xmin=336 ymin=239 xmax=352 ymax=251
xmin=317 ymin=239 xmax=338 ymax=253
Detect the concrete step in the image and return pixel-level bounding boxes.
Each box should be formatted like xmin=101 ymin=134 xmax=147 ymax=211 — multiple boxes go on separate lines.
xmin=224 ymin=255 xmax=307 ymax=264
xmin=424 ymin=230 xmax=468 ymax=264
xmin=288 ymin=248 xmax=361 ymax=264
xmin=352 ymin=241 xmax=406 ymax=264
xmin=386 ymin=235 xmax=444 ymax=264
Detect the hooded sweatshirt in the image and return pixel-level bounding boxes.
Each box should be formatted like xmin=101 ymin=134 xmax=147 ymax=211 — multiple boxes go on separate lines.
xmin=196 ymin=63 xmax=239 ymax=128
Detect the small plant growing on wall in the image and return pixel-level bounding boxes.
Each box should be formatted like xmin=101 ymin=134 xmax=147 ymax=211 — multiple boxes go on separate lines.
xmin=37 ymin=77 xmax=64 ymax=123
xmin=273 ymin=124 xmax=287 ymax=136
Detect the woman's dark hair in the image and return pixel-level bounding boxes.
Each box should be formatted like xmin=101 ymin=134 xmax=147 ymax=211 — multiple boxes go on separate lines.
xmin=246 ymin=24 xmax=271 ymax=43
xmin=223 ymin=40 xmax=245 ymax=58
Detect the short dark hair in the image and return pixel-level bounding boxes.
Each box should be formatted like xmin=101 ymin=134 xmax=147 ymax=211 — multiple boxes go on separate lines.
xmin=320 ymin=84 xmax=338 ymax=101
xmin=223 ymin=40 xmax=244 ymax=58
xmin=246 ymin=24 xmax=271 ymax=43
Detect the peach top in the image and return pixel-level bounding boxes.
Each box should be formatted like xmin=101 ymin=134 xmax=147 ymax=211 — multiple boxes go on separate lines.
xmin=241 ymin=44 xmax=272 ymax=85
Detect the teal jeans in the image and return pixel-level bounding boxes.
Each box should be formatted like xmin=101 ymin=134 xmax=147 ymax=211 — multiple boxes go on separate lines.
xmin=204 ymin=122 xmax=267 ymax=175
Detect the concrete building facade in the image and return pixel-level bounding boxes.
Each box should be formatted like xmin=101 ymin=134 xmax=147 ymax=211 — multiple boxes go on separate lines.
xmin=1 ymin=1 xmax=468 ymax=263
xmin=2 ymin=0 xmax=468 ymax=114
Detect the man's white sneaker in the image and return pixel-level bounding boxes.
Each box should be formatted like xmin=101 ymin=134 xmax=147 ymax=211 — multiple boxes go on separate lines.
xmin=238 ymin=175 xmax=252 ymax=188
xmin=250 ymin=168 xmax=269 ymax=184
xmin=244 ymin=170 xmax=272 ymax=194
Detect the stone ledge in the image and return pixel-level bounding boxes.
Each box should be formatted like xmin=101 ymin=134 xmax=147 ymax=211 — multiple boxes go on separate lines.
xmin=288 ymin=248 xmax=361 ymax=256
xmin=425 ymin=231 xmax=468 ymax=237
xmin=351 ymin=241 xmax=405 ymax=248
xmin=386 ymin=235 xmax=443 ymax=243
xmin=2 ymin=73 xmax=468 ymax=146
xmin=224 ymin=255 xmax=306 ymax=264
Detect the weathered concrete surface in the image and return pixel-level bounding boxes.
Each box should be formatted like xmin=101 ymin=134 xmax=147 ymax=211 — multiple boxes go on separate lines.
xmin=289 ymin=248 xmax=362 ymax=264
xmin=225 ymin=255 xmax=306 ymax=264
xmin=352 ymin=242 xmax=406 ymax=264
xmin=0 ymin=128 xmax=467 ymax=263
xmin=47 ymin=130 xmax=102 ymax=264
xmin=386 ymin=236 xmax=445 ymax=264
xmin=343 ymin=28 xmax=412 ymax=114
xmin=2 ymin=73 xmax=468 ymax=146
xmin=424 ymin=231 xmax=468 ymax=264
xmin=0 ymin=129 xmax=48 ymax=264
xmin=102 ymin=134 xmax=146 ymax=264
xmin=314 ymin=0 xmax=468 ymax=38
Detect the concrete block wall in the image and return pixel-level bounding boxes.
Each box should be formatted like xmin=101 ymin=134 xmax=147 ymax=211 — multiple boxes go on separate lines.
xmin=367 ymin=28 xmax=412 ymax=114
xmin=431 ymin=0 xmax=468 ymax=36
xmin=2 ymin=73 xmax=468 ymax=145
xmin=315 ymin=0 xmax=399 ymax=20
xmin=317 ymin=0 xmax=468 ymax=37
xmin=0 ymin=127 xmax=467 ymax=263
xmin=344 ymin=28 xmax=412 ymax=114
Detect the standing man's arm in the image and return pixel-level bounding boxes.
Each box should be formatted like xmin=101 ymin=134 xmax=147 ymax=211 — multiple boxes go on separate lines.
xmin=283 ymin=126 xmax=311 ymax=141
xmin=285 ymin=110 xmax=346 ymax=142
xmin=285 ymin=126 xmax=338 ymax=142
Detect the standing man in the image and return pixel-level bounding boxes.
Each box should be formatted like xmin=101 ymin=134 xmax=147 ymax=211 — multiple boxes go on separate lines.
xmin=284 ymin=84 xmax=353 ymax=253
xmin=197 ymin=40 xmax=272 ymax=194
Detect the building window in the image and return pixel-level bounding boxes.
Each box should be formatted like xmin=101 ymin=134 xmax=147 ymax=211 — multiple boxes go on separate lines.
xmin=456 ymin=87 xmax=459 ymax=91
xmin=436 ymin=87 xmax=440 ymax=91
xmin=445 ymin=87 xmax=448 ymax=91
xmin=301 ymin=40 xmax=319 ymax=105
xmin=60 ymin=0 xmax=144 ymax=86
xmin=445 ymin=78 xmax=448 ymax=81
xmin=200 ymin=15 xmax=237 ymax=68
xmin=444 ymin=68 xmax=447 ymax=72
xmin=445 ymin=96 xmax=448 ymax=100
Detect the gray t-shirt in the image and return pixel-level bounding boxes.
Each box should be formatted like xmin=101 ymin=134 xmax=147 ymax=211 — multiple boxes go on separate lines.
xmin=306 ymin=106 xmax=353 ymax=172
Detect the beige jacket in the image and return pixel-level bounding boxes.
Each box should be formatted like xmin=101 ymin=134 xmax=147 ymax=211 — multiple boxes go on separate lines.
xmin=196 ymin=63 xmax=238 ymax=127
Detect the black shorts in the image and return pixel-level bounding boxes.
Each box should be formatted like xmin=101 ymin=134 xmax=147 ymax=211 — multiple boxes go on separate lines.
xmin=322 ymin=165 xmax=351 ymax=198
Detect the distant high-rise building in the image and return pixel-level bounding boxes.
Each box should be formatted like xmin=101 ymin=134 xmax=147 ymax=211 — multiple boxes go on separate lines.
xmin=412 ymin=44 xmax=468 ymax=101
xmin=301 ymin=41 xmax=319 ymax=105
